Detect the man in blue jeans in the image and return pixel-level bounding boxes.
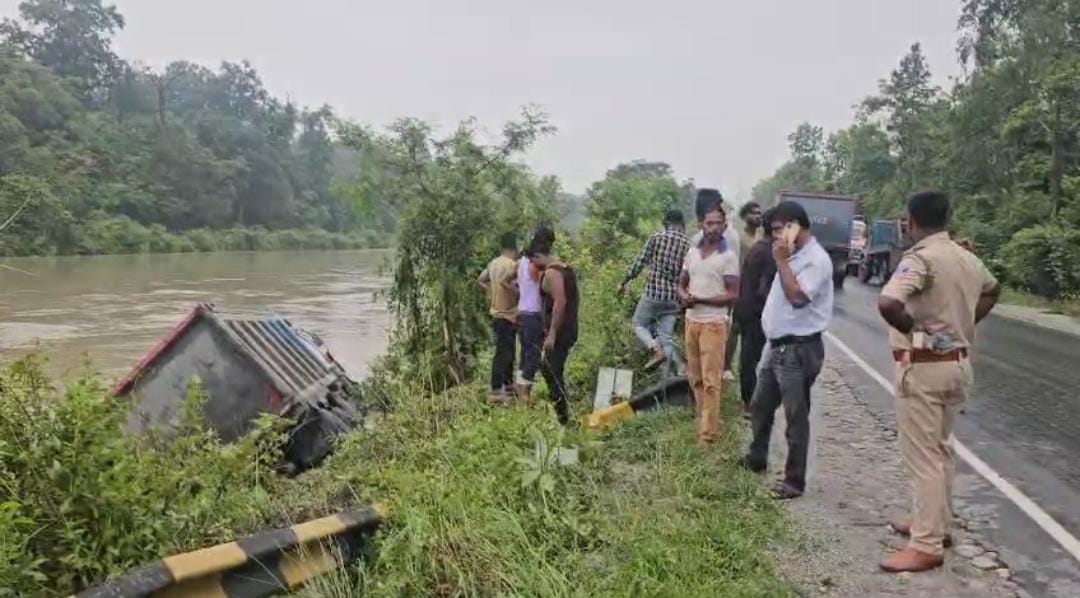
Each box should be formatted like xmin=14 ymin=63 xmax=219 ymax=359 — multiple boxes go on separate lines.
xmin=620 ymin=209 xmax=691 ymax=376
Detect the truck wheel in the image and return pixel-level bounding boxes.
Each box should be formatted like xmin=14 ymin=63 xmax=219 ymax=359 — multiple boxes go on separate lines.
xmin=858 ymin=262 xmax=871 ymax=283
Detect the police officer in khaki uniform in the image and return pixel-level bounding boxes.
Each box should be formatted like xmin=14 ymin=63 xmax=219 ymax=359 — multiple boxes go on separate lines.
xmin=876 ymin=190 xmax=1000 ymax=573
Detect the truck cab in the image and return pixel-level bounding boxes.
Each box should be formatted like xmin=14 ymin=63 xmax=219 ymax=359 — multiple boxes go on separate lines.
xmin=859 ymin=218 xmax=910 ymax=283
xmin=776 ymin=191 xmax=861 ymax=289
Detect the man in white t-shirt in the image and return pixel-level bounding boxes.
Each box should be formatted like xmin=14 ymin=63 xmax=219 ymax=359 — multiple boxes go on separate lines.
xmin=678 ymin=191 xmax=740 ymax=445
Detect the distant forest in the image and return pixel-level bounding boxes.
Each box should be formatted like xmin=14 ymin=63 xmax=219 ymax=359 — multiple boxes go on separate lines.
xmin=751 ymin=1 xmax=1080 ymax=299
xmin=0 ymin=0 xmax=396 ymax=256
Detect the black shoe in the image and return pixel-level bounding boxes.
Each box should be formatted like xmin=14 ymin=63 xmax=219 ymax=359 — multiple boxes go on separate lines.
xmin=738 ymin=455 xmax=767 ymax=474
xmin=643 ymin=352 xmax=666 ymax=372
xmin=771 ymin=482 xmax=803 ymax=500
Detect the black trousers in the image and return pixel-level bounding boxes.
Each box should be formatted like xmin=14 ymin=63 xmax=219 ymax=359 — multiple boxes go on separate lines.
xmin=541 ymin=333 xmax=577 ymax=424
xmin=736 ymin=315 xmax=767 ymax=406
xmin=490 ymin=317 xmax=516 ymax=392
xmin=747 ymin=337 xmax=825 ymax=492
xmin=518 ymin=313 xmax=544 ymax=383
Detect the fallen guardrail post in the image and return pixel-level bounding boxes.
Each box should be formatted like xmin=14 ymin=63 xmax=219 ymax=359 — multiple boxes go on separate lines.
xmin=587 ymin=375 xmax=691 ymax=430
xmin=73 ymin=505 xmax=385 ymax=598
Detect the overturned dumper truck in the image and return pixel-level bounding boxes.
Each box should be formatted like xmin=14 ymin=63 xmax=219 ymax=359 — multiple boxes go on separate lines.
xmin=113 ymin=304 xmax=364 ymax=474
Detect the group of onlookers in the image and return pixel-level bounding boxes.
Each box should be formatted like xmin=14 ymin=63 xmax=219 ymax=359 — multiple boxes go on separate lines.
xmin=478 ymin=188 xmax=1001 ymax=575
xmin=477 ymin=226 xmax=579 ymax=425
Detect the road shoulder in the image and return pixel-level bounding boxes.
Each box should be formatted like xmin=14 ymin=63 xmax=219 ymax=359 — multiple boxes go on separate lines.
xmin=990 ymin=303 xmax=1080 ymax=338
xmin=765 ymin=363 xmax=1019 ymax=597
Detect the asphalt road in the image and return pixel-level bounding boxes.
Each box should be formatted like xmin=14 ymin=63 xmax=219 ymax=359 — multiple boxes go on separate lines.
xmin=828 ymin=280 xmax=1080 ymax=597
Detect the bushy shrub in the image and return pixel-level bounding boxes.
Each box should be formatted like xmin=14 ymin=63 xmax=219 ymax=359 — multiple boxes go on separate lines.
xmin=79 ymin=216 xmax=154 ymax=254
xmin=0 ymin=357 xmax=285 ymax=596
xmin=182 ymin=228 xmax=221 ymax=252
xmin=561 ymin=236 xmax=643 ymax=391
xmin=1000 ymin=224 xmax=1080 ymax=299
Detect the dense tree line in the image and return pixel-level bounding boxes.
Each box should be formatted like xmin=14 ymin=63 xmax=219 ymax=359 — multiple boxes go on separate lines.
xmin=752 ymin=0 xmax=1080 ymax=299
xmin=0 ymin=0 xmax=394 ymax=256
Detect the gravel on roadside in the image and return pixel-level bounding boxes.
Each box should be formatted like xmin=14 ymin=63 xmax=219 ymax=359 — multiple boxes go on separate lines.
xmin=760 ymin=363 xmax=1020 ymax=598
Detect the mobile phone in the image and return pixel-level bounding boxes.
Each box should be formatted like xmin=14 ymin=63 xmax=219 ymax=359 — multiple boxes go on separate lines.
xmin=782 ymin=222 xmax=802 ymax=246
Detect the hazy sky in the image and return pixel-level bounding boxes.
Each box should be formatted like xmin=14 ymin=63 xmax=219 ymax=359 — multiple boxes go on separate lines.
xmin=1 ymin=0 xmax=964 ymax=196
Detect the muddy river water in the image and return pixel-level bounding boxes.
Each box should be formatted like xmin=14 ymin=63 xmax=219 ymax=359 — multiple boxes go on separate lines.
xmin=0 ymin=250 xmax=392 ymax=382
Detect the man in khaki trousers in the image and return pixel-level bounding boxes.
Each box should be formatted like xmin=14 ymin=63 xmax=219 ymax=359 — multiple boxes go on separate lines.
xmin=678 ymin=191 xmax=740 ymax=445
xmin=877 ymin=190 xmax=1001 ymax=573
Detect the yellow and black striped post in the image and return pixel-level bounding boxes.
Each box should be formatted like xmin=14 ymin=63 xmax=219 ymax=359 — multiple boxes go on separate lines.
xmin=587 ymin=376 xmax=691 ymax=430
xmin=74 ymin=505 xmax=385 ymax=598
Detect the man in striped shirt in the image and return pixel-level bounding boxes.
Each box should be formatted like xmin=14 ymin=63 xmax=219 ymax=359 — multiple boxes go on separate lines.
xmin=619 ymin=209 xmax=691 ymax=376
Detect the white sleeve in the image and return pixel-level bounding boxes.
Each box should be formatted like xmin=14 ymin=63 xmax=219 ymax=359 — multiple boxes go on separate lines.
xmin=796 ymin=255 xmax=831 ymax=300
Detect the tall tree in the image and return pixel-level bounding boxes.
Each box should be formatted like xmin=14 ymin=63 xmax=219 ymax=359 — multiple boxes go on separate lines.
xmin=337 ymin=107 xmax=558 ymax=388
xmin=824 ymin=122 xmax=896 ymax=196
xmin=862 ymin=43 xmax=941 ymax=192
xmin=788 ymin=122 xmax=825 ymax=171
xmin=584 ymin=160 xmax=683 ymax=242
xmin=957 ymin=0 xmax=1020 ymax=76
xmin=0 ymin=0 xmax=125 ymax=105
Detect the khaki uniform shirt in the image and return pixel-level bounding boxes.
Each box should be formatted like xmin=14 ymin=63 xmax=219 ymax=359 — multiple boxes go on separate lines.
xmin=479 ymin=255 xmax=518 ymax=321
xmin=881 ymin=232 xmax=998 ymax=350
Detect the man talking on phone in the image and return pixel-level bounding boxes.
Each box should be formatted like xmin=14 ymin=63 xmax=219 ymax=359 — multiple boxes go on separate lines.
xmin=740 ymin=200 xmax=834 ymax=500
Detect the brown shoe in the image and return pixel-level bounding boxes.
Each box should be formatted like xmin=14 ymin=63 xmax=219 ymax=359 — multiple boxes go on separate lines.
xmin=880 ymin=547 xmax=944 ymax=573
xmin=515 ymin=382 xmax=532 ymax=406
xmin=888 ymin=518 xmax=954 ymax=548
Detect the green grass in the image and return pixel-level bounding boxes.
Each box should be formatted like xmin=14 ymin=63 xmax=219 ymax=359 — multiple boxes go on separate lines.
xmin=286 ymin=381 xmax=793 ymax=597
xmin=1001 ymin=286 xmax=1080 ymax=317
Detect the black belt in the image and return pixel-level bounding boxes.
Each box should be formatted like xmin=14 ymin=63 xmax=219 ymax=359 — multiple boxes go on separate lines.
xmin=770 ymin=332 xmax=822 ymax=346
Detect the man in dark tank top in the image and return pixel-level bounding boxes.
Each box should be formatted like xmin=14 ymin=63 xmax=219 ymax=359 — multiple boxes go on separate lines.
xmin=526 ymin=242 xmax=579 ymax=425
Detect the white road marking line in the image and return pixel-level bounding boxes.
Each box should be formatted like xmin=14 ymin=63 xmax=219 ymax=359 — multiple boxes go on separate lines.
xmin=823 ymin=330 xmax=1080 ymax=564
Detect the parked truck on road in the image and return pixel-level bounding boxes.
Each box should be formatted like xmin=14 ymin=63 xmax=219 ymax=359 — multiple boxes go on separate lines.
xmin=777 ymin=191 xmax=860 ymax=289
xmin=858 ymin=218 xmax=910 ymax=284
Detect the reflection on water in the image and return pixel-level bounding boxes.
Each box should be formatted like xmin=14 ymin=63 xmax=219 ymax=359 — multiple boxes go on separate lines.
xmin=0 ymin=250 xmax=393 ymax=381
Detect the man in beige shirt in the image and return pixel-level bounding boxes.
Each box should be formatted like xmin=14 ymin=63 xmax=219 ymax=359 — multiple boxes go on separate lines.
xmin=678 ymin=197 xmax=740 ymax=445
xmin=478 ymin=233 xmax=519 ymax=403
xmin=877 ymin=191 xmax=1000 ymax=573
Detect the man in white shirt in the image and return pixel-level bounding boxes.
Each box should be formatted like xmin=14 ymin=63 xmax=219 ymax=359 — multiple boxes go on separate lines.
xmin=686 ymin=192 xmax=738 ymax=262
xmin=677 ymin=191 xmax=740 ymax=445
xmin=740 ymin=200 xmax=834 ymax=500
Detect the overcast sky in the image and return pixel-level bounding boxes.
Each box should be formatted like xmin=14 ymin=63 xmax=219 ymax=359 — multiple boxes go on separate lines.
xmin=2 ymin=0 xmax=964 ymax=196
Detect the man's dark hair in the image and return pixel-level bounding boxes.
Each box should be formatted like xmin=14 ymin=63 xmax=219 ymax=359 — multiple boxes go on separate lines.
xmin=695 ymin=188 xmax=725 ymax=220
xmin=499 ymin=232 xmax=517 ymax=251
xmin=771 ymin=201 xmax=811 ymax=229
xmin=529 ymin=225 xmax=556 ymax=255
xmin=524 ymin=239 xmax=550 ymax=259
xmin=524 ymin=226 xmax=556 ymax=258
xmin=761 ymin=208 xmax=777 ymax=238
xmin=907 ymin=190 xmax=951 ymax=230
xmin=738 ymin=201 xmax=761 ymax=219
xmin=663 ymin=209 xmax=685 ymax=226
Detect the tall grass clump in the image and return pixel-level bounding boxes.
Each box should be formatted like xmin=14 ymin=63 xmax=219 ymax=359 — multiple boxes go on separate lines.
xmin=0 ymin=356 xmax=286 ymax=596
xmin=284 ymin=376 xmax=791 ymax=597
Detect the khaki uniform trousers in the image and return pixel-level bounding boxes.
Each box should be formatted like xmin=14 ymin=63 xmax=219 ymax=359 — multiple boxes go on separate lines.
xmin=894 ymin=358 xmax=973 ymax=556
xmin=686 ymin=320 xmax=729 ymax=444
